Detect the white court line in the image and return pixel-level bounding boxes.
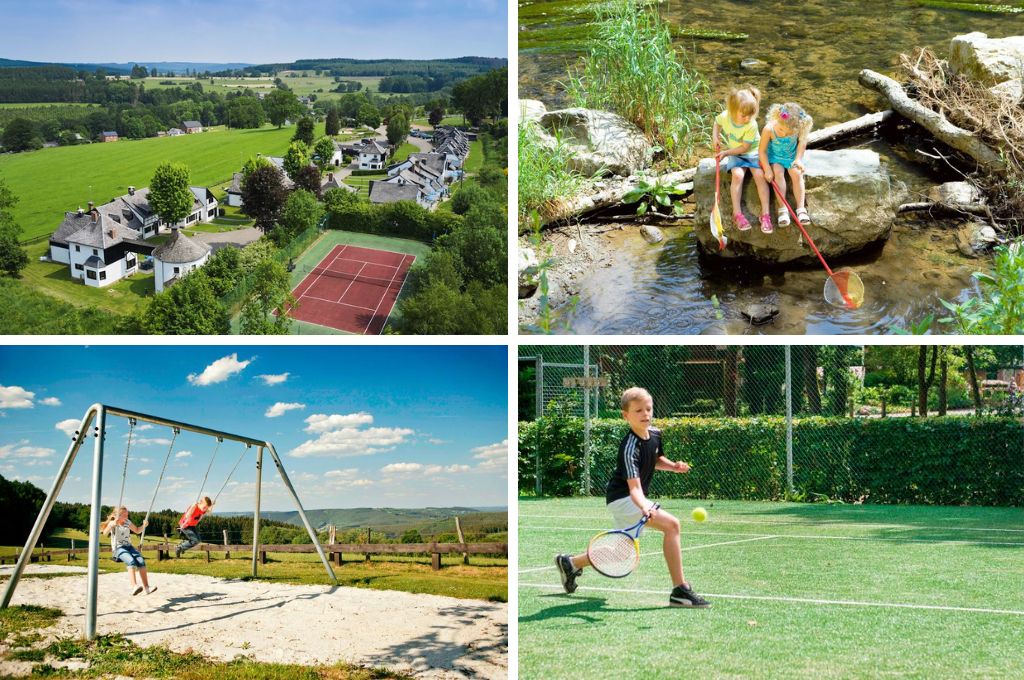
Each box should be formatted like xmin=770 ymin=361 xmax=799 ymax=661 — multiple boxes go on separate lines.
xmin=362 ymin=254 xmax=410 ymax=334
xmin=520 ymin=524 xmax=1024 ymax=547
xmin=518 ymin=535 xmax=778 ymax=574
xmin=520 ymin=513 xmax=1024 ymax=533
xmin=520 ymin=582 xmax=1024 ymax=617
xmin=295 ymin=294 xmax=376 ymax=312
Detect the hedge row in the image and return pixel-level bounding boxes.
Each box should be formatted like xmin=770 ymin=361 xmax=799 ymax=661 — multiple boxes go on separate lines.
xmin=518 ymin=417 xmax=1024 ymax=506
xmin=218 ymin=223 xmax=321 ymax=314
xmin=325 ymin=197 xmax=462 ymax=243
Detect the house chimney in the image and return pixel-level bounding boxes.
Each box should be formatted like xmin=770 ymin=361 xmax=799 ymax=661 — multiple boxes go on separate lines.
xmin=107 ymin=229 xmax=115 ymax=238
xmin=90 ymin=209 xmax=99 ymax=223
xmin=128 ymin=186 xmax=135 ymax=196
xmin=328 ymin=173 xmax=334 ymax=182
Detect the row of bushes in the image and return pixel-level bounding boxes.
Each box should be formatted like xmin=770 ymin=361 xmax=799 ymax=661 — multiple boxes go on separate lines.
xmin=217 ymin=223 xmax=321 ymax=314
xmin=518 ymin=417 xmax=1024 ymax=506
xmin=324 ymin=189 xmax=463 ymax=242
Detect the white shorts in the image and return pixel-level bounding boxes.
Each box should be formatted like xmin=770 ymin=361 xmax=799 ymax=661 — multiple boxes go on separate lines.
xmin=607 ymin=496 xmax=646 ymax=532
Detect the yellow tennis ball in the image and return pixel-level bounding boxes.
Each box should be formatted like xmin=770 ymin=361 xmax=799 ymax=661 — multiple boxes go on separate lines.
xmin=692 ymin=507 xmax=708 ymax=522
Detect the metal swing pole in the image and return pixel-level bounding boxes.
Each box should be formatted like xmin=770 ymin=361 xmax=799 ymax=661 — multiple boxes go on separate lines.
xmin=85 ymin=405 xmax=107 ymax=640
xmin=265 ymin=443 xmax=337 ymax=584
xmin=1 ymin=405 xmax=98 ymax=610
xmin=251 ymin=446 xmax=263 ymax=578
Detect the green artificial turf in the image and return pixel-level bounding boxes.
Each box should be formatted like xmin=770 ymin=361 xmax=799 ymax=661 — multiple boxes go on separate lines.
xmin=519 ymin=498 xmax=1024 ymax=679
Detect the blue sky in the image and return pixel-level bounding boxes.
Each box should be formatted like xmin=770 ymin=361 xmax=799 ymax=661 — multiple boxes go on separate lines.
xmin=1 ymin=0 xmax=507 ymax=63
xmin=0 ymin=346 xmax=507 ymax=511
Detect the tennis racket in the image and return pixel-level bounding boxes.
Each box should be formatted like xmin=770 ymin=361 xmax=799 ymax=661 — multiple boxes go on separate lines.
xmin=586 ymin=503 xmax=660 ymax=578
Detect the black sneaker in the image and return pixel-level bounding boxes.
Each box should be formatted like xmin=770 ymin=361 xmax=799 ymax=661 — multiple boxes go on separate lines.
xmin=555 ymin=554 xmax=580 ymax=594
xmin=670 ymin=584 xmax=711 ymax=608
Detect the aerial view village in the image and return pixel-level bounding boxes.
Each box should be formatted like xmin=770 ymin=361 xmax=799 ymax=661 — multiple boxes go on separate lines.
xmin=0 ymin=4 xmax=508 ymax=335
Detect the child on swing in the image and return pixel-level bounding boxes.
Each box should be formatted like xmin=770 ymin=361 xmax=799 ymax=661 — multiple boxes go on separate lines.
xmin=758 ymin=102 xmax=814 ymax=227
xmin=175 ymin=496 xmax=214 ymax=557
xmin=100 ymin=507 xmax=157 ymax=596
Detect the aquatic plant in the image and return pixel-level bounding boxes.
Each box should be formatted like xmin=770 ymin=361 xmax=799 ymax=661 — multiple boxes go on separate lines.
xmin=675 ymin=27 xmax=749 ymax=41
xmin=939 ymin=242 xmax=1024 ymax=334
xmin=564 ymin=0 xmax=714 ymax=164
xmin=518 ymin=121 xmax=594 ymax=228
xmin=918 ymin=0 xmax=1024 ymax=14
xmin=621 ymin=176 xmax=690 ymax=216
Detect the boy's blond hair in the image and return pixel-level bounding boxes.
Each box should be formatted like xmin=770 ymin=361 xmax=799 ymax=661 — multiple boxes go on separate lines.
xmin=727 ymin=86 xmax=762 ymax=119
xmin=620 ymin=387 xmax=653 ymax=411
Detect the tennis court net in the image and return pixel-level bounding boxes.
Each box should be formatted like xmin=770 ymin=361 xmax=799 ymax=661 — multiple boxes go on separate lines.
xmin=298 ymin=264 xmax=405 ymax=289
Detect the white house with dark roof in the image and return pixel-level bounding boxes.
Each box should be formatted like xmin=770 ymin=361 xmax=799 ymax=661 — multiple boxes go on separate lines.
xmin=358 ymin=140 xmax=389 ymax=170
xmin=167 ymin=128 xmax=184 ymax=136
xmin=152 ymin=230 xmax=211 ymax=293
xmin=62 ymin=209 xmax=153 ymax=287
xmin=227 ymin=172 xmax=244 ymax=207
xmin=183 ymin=120 xmax=203 ymax=133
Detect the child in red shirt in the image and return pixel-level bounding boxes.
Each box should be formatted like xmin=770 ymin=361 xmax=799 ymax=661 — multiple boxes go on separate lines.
xmin=175 ymin=496 xmax=213 ymax=558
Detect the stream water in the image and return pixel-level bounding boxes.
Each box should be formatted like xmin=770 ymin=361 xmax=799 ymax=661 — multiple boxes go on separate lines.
xmin=520 ymin=0 xmax=1023 ymax=334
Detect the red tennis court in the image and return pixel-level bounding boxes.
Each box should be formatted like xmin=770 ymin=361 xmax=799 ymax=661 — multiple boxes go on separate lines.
xmin=287 ymin=245 xmax=416 ymax=334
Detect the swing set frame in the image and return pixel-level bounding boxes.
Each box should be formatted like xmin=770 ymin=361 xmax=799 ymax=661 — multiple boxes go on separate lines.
xmin=0 ymin=403 xmax=338 ymax=640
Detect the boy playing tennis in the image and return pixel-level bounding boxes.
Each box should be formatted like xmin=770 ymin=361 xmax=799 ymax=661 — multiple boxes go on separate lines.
xmin=556 ymin=387 xmax=711 ymax=608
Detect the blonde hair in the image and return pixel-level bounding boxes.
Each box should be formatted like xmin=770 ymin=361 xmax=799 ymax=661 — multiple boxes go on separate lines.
xmin=100 ymin=506 xmax=127 ymax=533
xmin=620 ymin=387 xmax=653 ymax=411
xmin=767 ymin=102 xmax=813 ymax=136
xmin=727 ymin=86 xmax=762 ymax=119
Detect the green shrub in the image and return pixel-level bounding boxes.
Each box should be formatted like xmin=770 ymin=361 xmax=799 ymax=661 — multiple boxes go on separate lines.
xmin=520 ymin=416 xmax=1024 ymax=505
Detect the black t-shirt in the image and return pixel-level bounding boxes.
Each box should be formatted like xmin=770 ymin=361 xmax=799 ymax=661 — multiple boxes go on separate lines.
xmin=605 ymin=427 xmax=662 ymax=504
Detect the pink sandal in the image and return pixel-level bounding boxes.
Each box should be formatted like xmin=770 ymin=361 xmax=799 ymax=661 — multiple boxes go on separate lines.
xmin=760 ymin=214 xmax=774 ymax=234
xmin=734 ymin=213 xmax=752 ymax=231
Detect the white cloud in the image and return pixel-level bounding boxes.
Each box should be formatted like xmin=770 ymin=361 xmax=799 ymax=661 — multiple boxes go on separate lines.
xmin=428 ymin=438 xmax=449 ymax=445
xmin=138 ymin=469 xmax=152 ymax=476
xmin=473 ymin=440 xmax=508 ymax=471
xmin=0 ymin=441 xmax=56 ymax=460
xmin=324 ymin=468 xmax=374 ymax=487
xmin=0 ymin=385 xmax=35 ymax=409
xmin=55 ymin=419 xmax=81 ymax=438
xmin=258 ymin=373 xmax=290 ymax=386
xmin=266 ymin=402 xmax=305 ymax=418
xmin=291 ymin=425 xmax=414 ymax=458
xmin=175 ymin=450 xmax=192 ymax=459
xmin=381 ymin=462 xmax=423 ymax=474
xmin=137 ymin=424 xmax=153 ymax=431
xmin=303 ymin=412 xmax=374 ymax=433
xmin=135 ymin=437 xmax=173 ymax=447
xmin=39 ymin=397 xmax=62 ymax=407
xmin=187 ymin=354 xmax=253 ymax=386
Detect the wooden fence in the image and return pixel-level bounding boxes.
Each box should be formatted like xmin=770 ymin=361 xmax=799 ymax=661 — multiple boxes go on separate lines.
xmin=1 ymin=540 xmax=507 ymax=571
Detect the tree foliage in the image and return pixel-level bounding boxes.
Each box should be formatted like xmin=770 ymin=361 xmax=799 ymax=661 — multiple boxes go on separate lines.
xmin=283 ymin=141 xmax=311 ymax=181
xmin=0 ymin=178 xmax=28 ymax=277
xmin=148 ymin=162 xmax=193 ymax=225
xmin=312 ymin=136 xmax=336 ymax=171
xmin=142 ymin=270 xmax=230 ymax=334
xmin=386 ymin=112 xmax=410 ymax=146
xmin=2 ymin=117 xmax=42 ymax=152
xmin=325 ymin=107 xmax=340 ymax=136
xmin=264 ymin=88 xmax=302 ymax=127
xmin=241 ymin=164 xmax=288 ymax=233
xmin=239 ymin=258 xmax=293 ymax=334
xmin=293 ymin=115 xmax=315 ymax=145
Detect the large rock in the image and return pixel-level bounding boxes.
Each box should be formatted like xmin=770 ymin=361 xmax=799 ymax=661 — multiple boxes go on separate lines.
xmin=693 ymin=149 xmax=906 ymax=263
xmin=950 ymin=32 xmax=1024 ymax=86
xmin=518 ymin=246 xmax=539 ymax=299
xmin=534 ymin=108 xmax=652 ymax=177
xmin=520 ymin=99 xmax=547 ymax=125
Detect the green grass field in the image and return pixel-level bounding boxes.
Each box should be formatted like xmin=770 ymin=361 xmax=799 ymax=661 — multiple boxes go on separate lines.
xmin=464 ymin=139 xmax=485 ymax=174
xmin=519 ymin=498 xmax=1024 ymax=679
xmin=411 ymin=115 xmax=466 ymax=128
xmin=1 ymin=122 xmax=318 ymax=242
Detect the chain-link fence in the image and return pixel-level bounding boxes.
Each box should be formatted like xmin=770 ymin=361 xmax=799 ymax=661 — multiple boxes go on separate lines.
xmin=519 ymin=345 xmax=1024 ymax=506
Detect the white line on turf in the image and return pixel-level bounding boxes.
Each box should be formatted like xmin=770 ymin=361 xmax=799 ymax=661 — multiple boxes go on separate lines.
xmin=520 ymin=525 xmax=1024 ymax=547
xmin=519 ymin=582 xmax=1024 ymax=617
xmin=520 ymin=513 xmax=1024 ymax=533
xmin=518 ymin=535 xmax=778 ymax=573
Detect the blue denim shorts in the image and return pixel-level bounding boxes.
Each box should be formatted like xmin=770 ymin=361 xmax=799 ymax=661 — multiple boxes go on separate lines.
xmin=722 ymin=155 xmax=761 ymax=171
xmin=113 ymin=546 xmax=145 ymax=569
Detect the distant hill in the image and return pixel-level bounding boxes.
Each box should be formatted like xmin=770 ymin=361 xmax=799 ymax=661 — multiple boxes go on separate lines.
xmin=0 ymin=58 xmax=130 ymax=74
xmin=0 ymin=59 xmax=252 ymax=75
xmin=239 ymin=56 xmax=506 ymax=77
xmin=219 ymin=507 xmax=508 ymax=539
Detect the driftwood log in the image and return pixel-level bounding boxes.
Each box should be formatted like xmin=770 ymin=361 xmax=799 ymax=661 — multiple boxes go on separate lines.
xmin=539 ymin=110 xmax=896 ymax=227
xmin=858 ymin=69 xmax=1007 ymax=176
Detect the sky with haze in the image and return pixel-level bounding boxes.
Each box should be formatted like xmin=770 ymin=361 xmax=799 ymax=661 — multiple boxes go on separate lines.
xmin=1 ymin=0 xmax=507 ymax=63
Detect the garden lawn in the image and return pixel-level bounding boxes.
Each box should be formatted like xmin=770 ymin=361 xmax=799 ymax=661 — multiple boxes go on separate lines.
xmin=520 ymin=498 xmax=1024 ymax=679
xmin=1 ymin=122 xmax=321 ymax=242
xmin=342 ymin=171 xmax=387 ymax=196
xmin=464 ymin=139 xmax=485 ymax=174
xmin=411 ymin=115 xmax=466 ymax=128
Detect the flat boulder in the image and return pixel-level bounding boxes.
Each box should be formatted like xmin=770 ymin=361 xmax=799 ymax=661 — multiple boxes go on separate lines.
xmin=949 ymin=32 xmax=1024 ymax=86
xmin=534 ymin=108 xmax=652 ymax=177
xmin=520 ymin=98 xmax=547 ymax=125
xmin=693 ymin=149 xmax=906 ymax=263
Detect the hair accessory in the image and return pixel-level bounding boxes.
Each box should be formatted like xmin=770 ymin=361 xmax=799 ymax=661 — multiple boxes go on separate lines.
xmin=779 ymin=111 xmax=790 ymax=120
